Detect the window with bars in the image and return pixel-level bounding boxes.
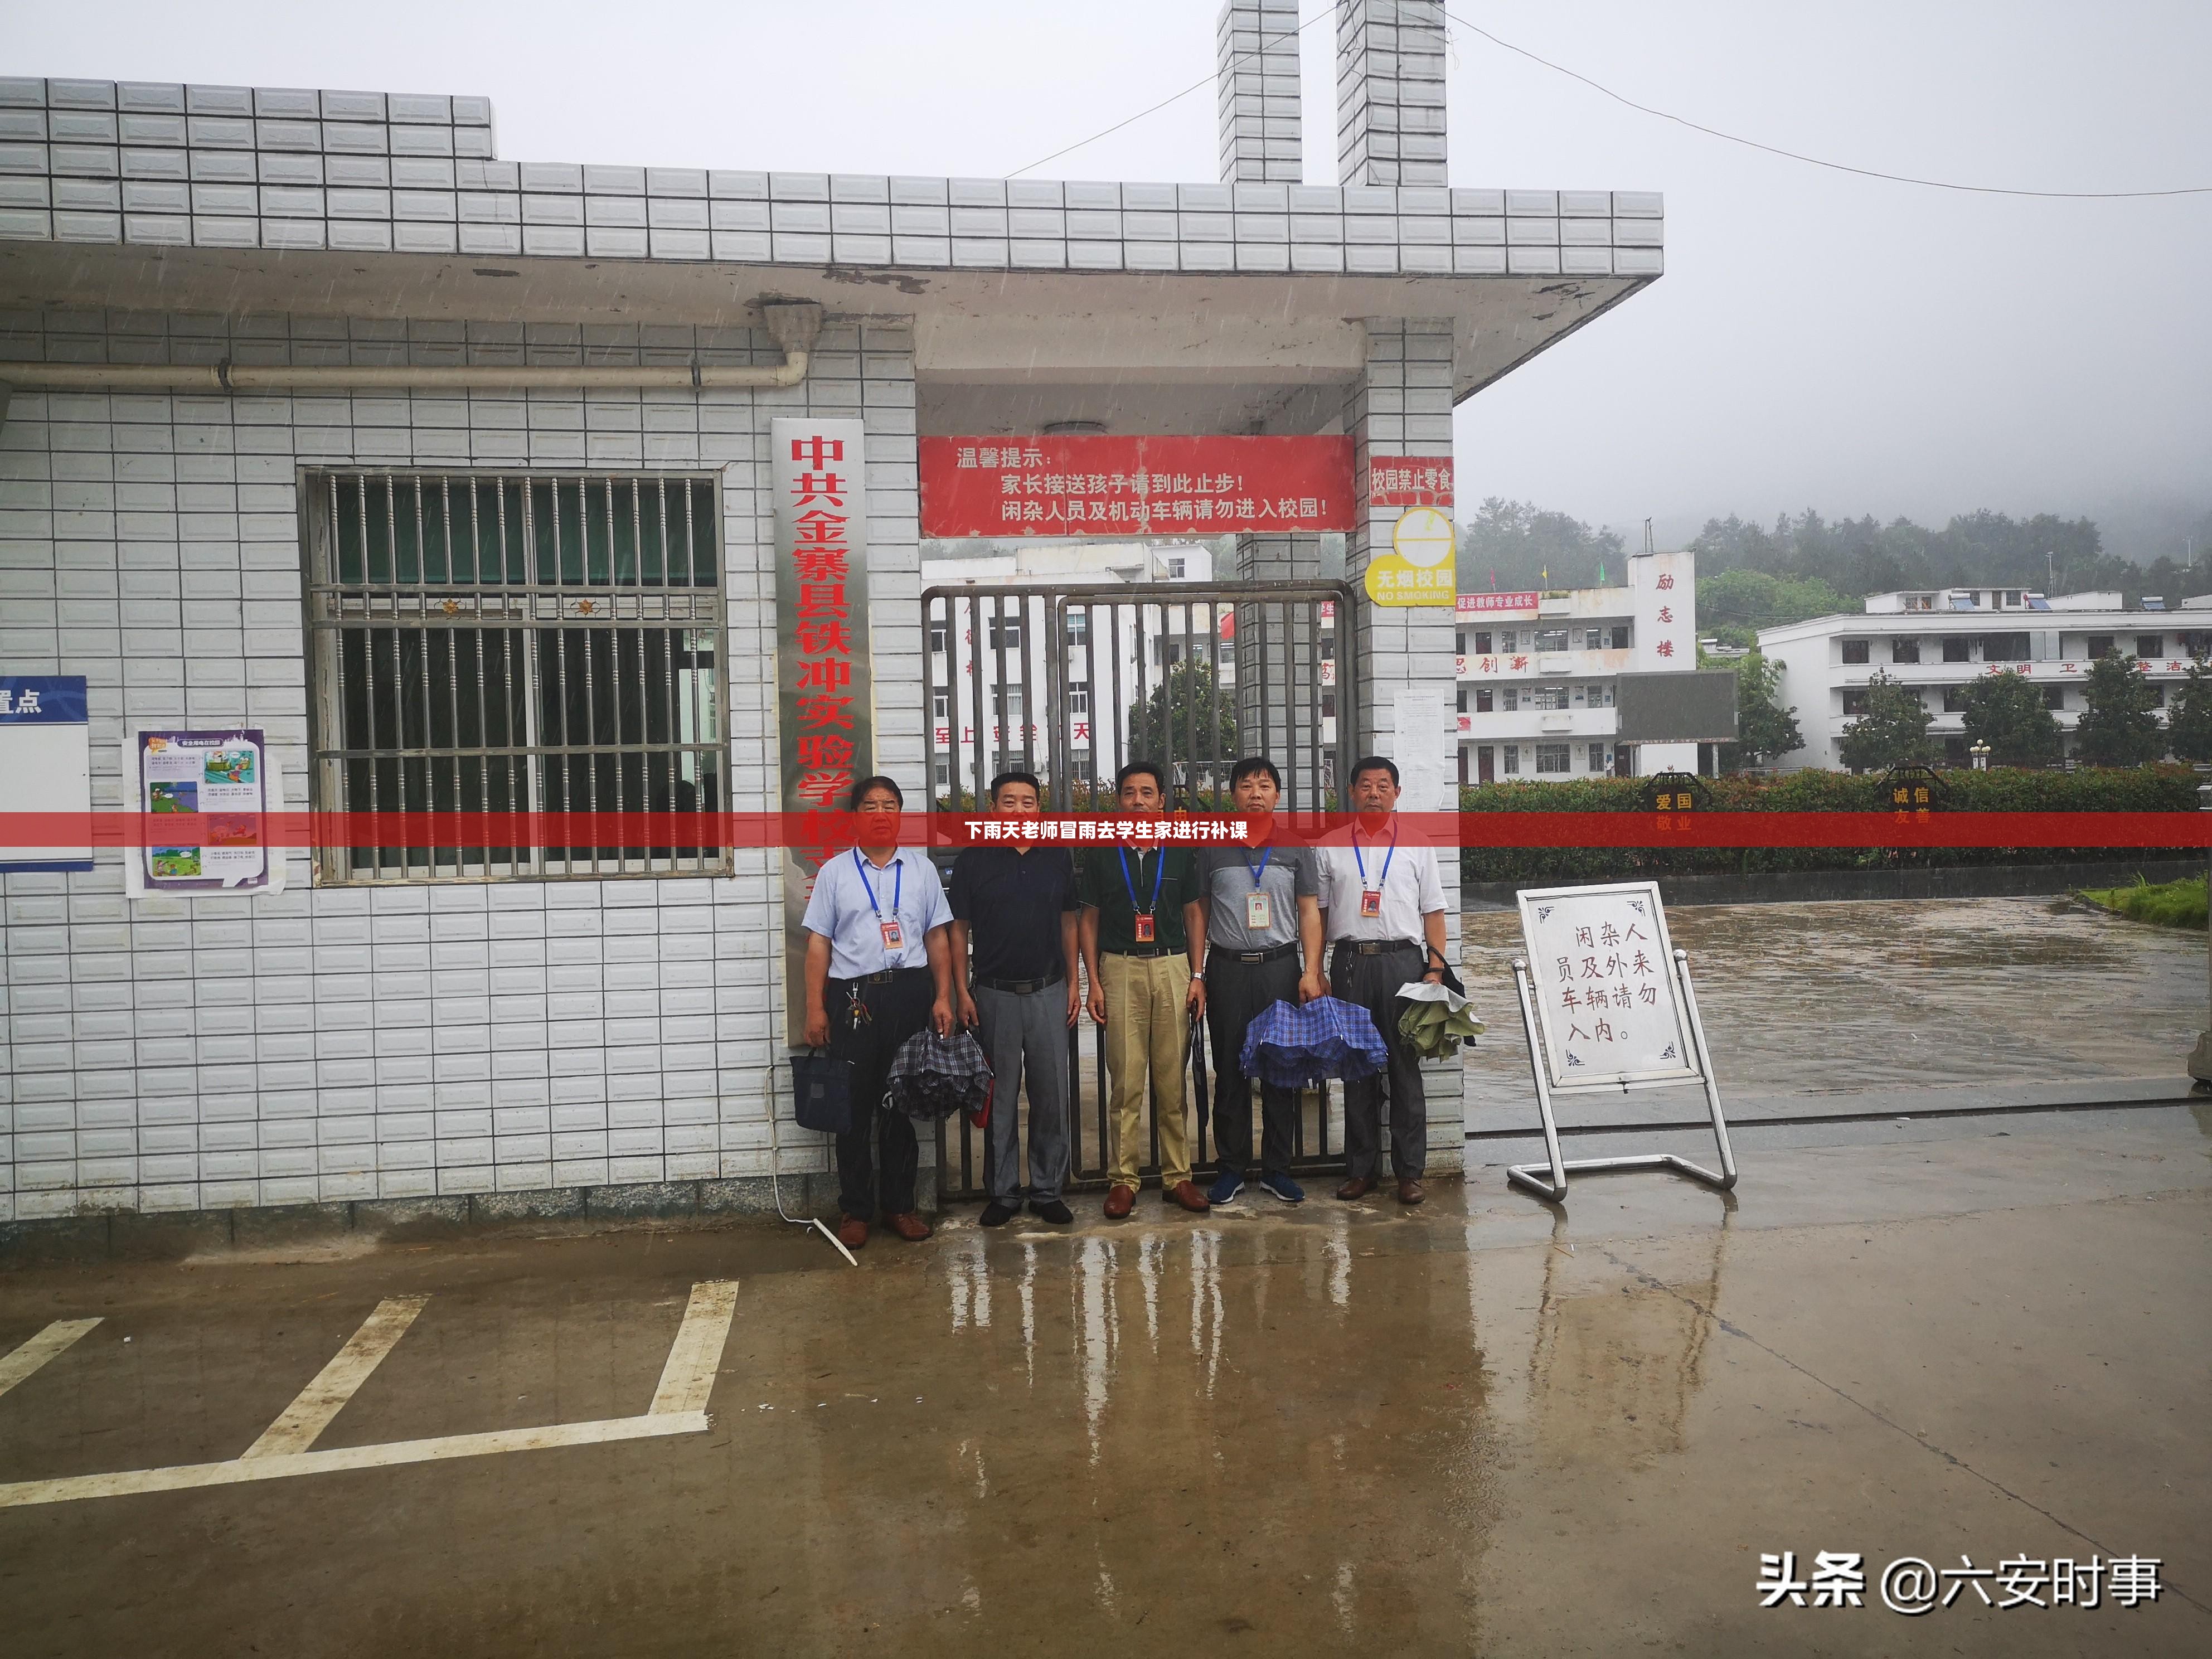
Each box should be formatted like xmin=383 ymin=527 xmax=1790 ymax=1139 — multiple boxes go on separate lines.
xmin=303 ymin=469 xmax=727 ymax=884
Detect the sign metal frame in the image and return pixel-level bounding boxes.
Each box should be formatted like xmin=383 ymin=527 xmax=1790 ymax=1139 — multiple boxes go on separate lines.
xmin=1504 ymin=879 xmax=1738 ymax=1201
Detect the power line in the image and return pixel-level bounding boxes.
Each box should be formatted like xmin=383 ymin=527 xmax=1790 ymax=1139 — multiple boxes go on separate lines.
xmin=1006 ymin=6 xmax=1332 ymax=180
xmin=1005 ymin=2 xmax=2211 ymax=200
xmin=1439 ymin=6 xmax=2212 ymax=200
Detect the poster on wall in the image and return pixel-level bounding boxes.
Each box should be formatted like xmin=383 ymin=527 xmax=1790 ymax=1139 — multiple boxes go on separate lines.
xmin=124 ymin=726 xmax=284 ymax=898
xmin=0 ymin=675 xmax=93 ymax=872
xmin=772 ymin=417 xmax=874 ymax=1049
xmin=1364 ymin=505 xmax=1458 ymax=606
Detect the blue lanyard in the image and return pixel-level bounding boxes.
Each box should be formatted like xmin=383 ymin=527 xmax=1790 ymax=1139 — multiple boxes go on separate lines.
xmin=853 ymin=849 xmax=901 ymax=920
xmin=1117 ymin=845 xmax=1166 ymax=915
xmin=1243 ymin=846 xmax=1273 ymax=887
xmin=1352 ymin=823 xmax=1397 ymax=891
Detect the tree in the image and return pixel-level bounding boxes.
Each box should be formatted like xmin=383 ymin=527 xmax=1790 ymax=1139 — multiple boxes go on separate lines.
xmin=1126 ymin=659 xmax=1238 ymax=787
xmin=1958 ymin=669 xmax=2060 ymax=768
xmin=1459 ymin=498 xmax=1626 ymax=590
xmin=2075 ymin=653 xmax=2164 ymax=767
xmin=1715 ymin=650 xmax=1804 ymax=770
xmin=1836 ymin=671 xmax=1934 ymax=771
xmin=2166 ymin=658 xmax=2212 ymax=763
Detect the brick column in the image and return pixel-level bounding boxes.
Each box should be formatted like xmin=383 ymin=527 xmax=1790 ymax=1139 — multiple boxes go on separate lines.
xmin=1336 ymin=0 xmax=1449 ymax=187
xmin=1342 ymin=318 xmax=1462 ymax=1166
xmin=1217 ymin=0 xmax=1304 ymax=184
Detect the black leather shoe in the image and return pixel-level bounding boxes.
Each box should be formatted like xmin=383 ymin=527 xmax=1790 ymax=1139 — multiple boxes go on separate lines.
xmin=1029 ymin=1198 xmax=1074 ymax=1224
xmin=979 ymin=1201 xmax=1018 ymax=1228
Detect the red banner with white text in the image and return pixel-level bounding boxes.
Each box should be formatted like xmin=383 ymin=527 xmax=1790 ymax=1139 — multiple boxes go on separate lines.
xmin=920 ymin=434 xmax=1356 ymax=537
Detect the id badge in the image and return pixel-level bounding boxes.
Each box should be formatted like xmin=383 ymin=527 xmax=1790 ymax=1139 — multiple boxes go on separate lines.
xmin=1133 ymin=913 xmax=1156 ymax=943
xmin=1245 ymin=891 xmax=1273 ymax=931
xmin=1360 ymin=889 xmax=1382 ymax=919
xmin=880 ymin=918 xmax=904 ymax=950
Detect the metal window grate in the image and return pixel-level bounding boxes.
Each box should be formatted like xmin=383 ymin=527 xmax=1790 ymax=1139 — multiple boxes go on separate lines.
xmin=302 ymin=468 xmax=728 ymax=884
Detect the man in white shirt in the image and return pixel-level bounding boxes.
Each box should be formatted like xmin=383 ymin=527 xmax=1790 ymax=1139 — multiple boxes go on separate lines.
xmin=801 ymin=775 xmax=955 ymax=1250
xmin=1314 ymin=755 xmax=1450 ymax=1204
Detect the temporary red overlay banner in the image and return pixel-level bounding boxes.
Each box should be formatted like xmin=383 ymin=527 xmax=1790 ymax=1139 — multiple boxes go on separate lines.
xmin=1369 ymin=455 xmax=1454 ymax=508
xmin=9 ymin=812 xmax=2212 ymax=851
xmin=920 ymin=434 xmax=1356 ymax=537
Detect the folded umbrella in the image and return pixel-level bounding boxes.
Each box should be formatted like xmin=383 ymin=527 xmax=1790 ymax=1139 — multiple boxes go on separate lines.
xmin=1238 ymin=996 xmax=1389 ymax=1091
xmin=1395 ymin=979 xmax=1486 ymax=1059
xmin=883 ymin=1027 xmax=994 ymax=1122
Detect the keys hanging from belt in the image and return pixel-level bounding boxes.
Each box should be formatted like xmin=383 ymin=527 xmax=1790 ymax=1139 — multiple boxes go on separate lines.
xmin=846 ymin=985 xmax=872 ymax=1030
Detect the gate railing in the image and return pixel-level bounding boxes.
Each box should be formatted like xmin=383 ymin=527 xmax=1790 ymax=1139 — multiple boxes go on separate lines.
xmin=920 ymin=580 xmax=1357 ymax=1199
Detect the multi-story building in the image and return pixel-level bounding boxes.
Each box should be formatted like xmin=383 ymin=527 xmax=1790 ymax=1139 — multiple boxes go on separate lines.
xmin=1758 ymin=589 xmax=2208 ymax=769
xmin=1454 ymin=548 xmax=1700 ymax=782
xmin=918 ymin=539 xmax=1231 ymax=794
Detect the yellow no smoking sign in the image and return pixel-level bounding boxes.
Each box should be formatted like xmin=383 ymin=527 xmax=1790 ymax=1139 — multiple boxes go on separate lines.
xmin=1364 ymin=505 xmax=1458 ymax=606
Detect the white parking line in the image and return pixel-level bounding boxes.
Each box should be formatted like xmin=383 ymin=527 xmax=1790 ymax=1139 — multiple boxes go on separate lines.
xmin=244 ymin=1296 xmax=428 ymax=1459
xmin=0 ymin=1280 xmax=739 ymax=1511
xmin=0 ymin=1320 xmax=101 ymax=1401
xmin=649 ymin=1280 xmax=740 ymax=1417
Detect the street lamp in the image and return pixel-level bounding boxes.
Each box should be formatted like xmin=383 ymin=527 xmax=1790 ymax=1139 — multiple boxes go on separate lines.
xmin=1969 ymin=741 xmax=1991 ymax=771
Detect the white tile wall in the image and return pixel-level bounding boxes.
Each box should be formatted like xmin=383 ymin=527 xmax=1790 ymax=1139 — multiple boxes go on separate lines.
xmin=0 ymin=305 xmax=921 ymax=1221
xmin=0 ymin=75 xmax=1663 ymax=278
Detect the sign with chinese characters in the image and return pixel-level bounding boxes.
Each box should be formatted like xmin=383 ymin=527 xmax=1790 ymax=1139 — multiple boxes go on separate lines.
xmin=0 ymin=675 xmax=91 ymax=872
xmin=919 ymin=435 xmax=1355 ymax=537
xmin=773 ymin=417 xmax=875 ymax=1046
xmin=1364 ymin=505 xmax=1458 ymax=607
xmin=1456 ymin=591 xmax=1541 ymax=616
xmin=1367 ymin=455 xmax=1454 ymax=508
xmin=1517 ymin=881 xmax=1700 ymax=1089
xmin=127 ymin=726 xmax=280 ymax=895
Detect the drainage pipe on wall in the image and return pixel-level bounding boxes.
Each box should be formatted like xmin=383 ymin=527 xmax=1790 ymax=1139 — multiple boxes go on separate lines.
xmin=0 ymin=299 xmax=823 ymax=403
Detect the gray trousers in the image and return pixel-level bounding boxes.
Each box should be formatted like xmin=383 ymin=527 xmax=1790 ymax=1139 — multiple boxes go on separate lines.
xmin=1330 ymin=942 xmax=1429 ymax=1180
xmin=973 ymin=981 xmax=1071 ymax=1202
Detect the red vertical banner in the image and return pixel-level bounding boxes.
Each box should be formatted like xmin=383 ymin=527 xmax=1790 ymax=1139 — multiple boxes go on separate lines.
xmin=773 ymin=417 xmax=872 ymax=1048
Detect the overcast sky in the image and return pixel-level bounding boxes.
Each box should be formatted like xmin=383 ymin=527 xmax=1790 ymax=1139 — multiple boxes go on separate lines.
xmin=13 ymin=1 xmax=2209 ymax=555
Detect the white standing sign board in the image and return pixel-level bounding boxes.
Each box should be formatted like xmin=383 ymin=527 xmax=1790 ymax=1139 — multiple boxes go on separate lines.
xmin=1504 ymin=880 xmax=1737 ymax=1201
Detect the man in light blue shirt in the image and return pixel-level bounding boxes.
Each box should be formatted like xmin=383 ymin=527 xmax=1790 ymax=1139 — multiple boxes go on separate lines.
xmin=801 ymin=775 xmax=955 ymax=1250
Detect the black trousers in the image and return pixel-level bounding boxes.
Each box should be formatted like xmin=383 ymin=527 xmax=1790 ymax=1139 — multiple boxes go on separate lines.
xmin=826 ymin=968 xmax=935 ymax=1220
xmin=1330 ymin=942 xmax=1429 ymax=1180
xmin=1205 ymin=950 xmax=1301 ymax=1177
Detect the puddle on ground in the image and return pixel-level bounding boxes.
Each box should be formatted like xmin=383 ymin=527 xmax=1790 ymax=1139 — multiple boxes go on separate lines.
xmin=1461 ymin=896 xmax=2204 ymax=1093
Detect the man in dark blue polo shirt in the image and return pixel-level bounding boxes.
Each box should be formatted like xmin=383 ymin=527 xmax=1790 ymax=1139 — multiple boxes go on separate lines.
xmin=950 ymin=770 xmax=1079 ymax=1226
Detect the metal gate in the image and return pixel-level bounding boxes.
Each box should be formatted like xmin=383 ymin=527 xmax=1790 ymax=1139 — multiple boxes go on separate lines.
xmin=920 ymin=581 xmax=1357 ymax=1200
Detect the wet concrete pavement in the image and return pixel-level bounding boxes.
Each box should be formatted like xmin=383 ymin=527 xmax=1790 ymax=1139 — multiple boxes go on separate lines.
xmin=3 ymin=1100 xmax=2207 ymax=1656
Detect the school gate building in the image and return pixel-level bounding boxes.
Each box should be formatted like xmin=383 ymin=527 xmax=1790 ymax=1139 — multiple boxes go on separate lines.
xmin=0 ymin=2 xmax=1662 ymax=1232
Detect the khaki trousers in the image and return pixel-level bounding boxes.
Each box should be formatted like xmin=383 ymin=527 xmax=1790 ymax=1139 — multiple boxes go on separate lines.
xmin=1098 ymin=950 xmax=1192 ymax=1187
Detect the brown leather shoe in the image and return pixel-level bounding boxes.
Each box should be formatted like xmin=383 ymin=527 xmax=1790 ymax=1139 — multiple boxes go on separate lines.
xmin=1164 ymin=1179 xmax=1210 ymax=1212
xmin=836 ymin=1215 xmax=869 ymax=1250
xmin=882 ymin=1211 xmax=932 ymax=1241
xmin=1103 ymin=1183 xmax=1136 ymax=1219
xmin=1396 ymin=1178 xmax=1425 ymax=1206
xmin=1336 ymin=1176 xmax=1377 ymax=1201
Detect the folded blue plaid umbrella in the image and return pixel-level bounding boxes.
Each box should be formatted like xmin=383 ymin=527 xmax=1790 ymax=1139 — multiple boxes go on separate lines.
xmin=1238 ymin=996 xmax=1389 ymax=1090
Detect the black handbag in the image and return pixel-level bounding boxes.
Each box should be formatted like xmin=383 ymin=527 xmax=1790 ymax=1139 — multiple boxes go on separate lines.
xmin=790 ymin=1048 xmax=854 ymax=1135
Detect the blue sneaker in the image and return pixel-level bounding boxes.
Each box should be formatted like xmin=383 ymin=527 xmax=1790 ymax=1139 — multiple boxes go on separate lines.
xmin=1207 ymin=1169 xmax=1245 ymax=1207
xmin=1258 ymin=1171 xmax=1305 ymax=1205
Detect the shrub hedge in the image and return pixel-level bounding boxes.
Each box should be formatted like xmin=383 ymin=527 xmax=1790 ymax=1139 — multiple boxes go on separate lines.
xmin=1458 ymin=765 xmax=2205 ymax=884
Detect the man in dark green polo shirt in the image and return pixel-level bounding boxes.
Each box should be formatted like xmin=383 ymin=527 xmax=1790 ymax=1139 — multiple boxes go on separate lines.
xmin=1076 ymin=761 xmax=1211 ymax=1219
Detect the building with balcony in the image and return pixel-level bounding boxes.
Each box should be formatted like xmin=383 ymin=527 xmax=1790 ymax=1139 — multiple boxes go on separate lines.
xmin=1757 ymin=589 xmax=2211 ymax=769
xmin=1454 ymin=548 xmax=1699 ymax=782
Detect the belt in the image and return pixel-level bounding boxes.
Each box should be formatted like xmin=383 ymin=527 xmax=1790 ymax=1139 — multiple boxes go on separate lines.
xmin=975 ymin=973 xmax=1064 ymax=995
xmin=833 ymin=967 xmax=930 ymax=987
xmin=1216 ymin=940 xmax=1298 ymax=966
xmin=1333 ymin=938 xmax=1421 ymax=957
xmin=1104 ymin=945 xmax=1177 ymax=959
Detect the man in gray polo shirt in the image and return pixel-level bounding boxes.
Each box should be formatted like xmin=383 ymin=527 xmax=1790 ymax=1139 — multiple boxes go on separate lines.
xmin=1194 ymin=755 xmax=1324 ymax=1207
